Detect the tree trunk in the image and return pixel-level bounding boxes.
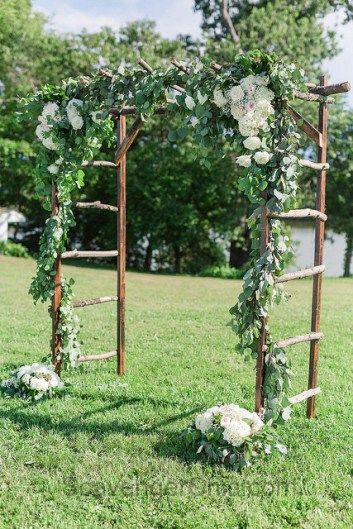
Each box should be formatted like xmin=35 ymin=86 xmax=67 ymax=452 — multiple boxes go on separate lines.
xmin=343 ymin=233 xmax=353 ymax=277
xmin=229 ymin=239 xmax=249 ymax=268
xmin=143 ymin=241 xmax=153 ymax=272
xmin=174 ymin=245 xmax=182 ymax=273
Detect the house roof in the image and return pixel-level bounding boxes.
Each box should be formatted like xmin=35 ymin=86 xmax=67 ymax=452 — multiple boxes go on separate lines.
xmin=0 ymin=207 xmax=26 ymax=223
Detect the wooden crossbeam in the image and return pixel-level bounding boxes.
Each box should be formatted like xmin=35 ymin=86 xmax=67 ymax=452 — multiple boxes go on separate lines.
xmin=79 ymin=351 xmax=117 ymax=362
xmin=275 ymin=332 xmax=323 ymax=349
xmin=73 ymin=295 xmax=118 ymax=308
xmin=115 ymin=117 xmax=142 ymax=165
xmin=289 ymin=387 xmax=321 ymax=405
xmin=299 ymin=159 xmax=329 ymax=171
xmin=275 ymin=265 xmax=325 ymax=283
xmin=269 ymin=208 xmax=327 ymax=222
xmin=308 ymin=81 xmax=350 ymax=96
xmin=82 ymin=160 xmax=116 ymax=168
xmin=288 ymin=106 xmax=322 ymax=146
xmin=61 ymin=250 xmax=119 ymax=259
xmin=75 ymin=201 xmax=118 ymax=213
xmin=138 ymin=58 xmax=184 ymax=93
xmin=112 ymin=106 xmax=167 ymax=116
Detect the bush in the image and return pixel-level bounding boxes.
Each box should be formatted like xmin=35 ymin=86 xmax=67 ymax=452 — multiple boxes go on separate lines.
xmin=0 ymin=241 xmax=30 ymax=258
xmin=198 ymin=264 xmax=245 ymax=280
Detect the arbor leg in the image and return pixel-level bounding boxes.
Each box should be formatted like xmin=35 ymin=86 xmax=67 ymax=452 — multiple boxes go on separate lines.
xmin=307 ymin=75 xmax=328 ymax=418
xmin=255 ymin=202 xmax=269 ymax=412
xmin=117 ymin=115 xmax=126 ymax=375
xmin=51 ymin=182 xmax=62 ymax=374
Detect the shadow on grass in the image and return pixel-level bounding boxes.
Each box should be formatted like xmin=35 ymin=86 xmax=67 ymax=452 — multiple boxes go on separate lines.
xmin=0 ymin=394 xmax=201 ymax=443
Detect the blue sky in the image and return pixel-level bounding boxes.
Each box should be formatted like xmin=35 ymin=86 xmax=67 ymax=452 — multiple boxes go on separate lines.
xmin=33 ymin=0 xmax=352 ymax=106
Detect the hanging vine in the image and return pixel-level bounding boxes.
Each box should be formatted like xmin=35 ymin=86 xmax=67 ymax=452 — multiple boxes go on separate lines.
xmin=23 ymin=50 xmax=306 ymax=417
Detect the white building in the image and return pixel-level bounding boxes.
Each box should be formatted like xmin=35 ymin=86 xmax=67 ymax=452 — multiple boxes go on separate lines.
xmin=0 ymin=207 xmax=26 ymax=241
xmin=289 ymin=222 xmax=351 ymax=277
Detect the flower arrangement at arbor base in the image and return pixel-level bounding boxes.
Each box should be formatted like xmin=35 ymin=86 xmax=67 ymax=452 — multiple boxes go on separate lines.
xmin=1 ymin=363 xmax=64 ymax=401
xmin=183 ymin=404 xmax=287 ymax=470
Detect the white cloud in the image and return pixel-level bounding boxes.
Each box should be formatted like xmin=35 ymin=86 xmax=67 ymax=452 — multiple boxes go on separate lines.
xmin=33 ymin=0 xmax=202 ymax=38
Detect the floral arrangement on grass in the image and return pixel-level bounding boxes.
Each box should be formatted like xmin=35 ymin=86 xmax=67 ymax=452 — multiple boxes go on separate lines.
xmin=183 ymin=404 xmax=287 ymax=470
xmin=1 ymin=363 xmax=64 ymax=400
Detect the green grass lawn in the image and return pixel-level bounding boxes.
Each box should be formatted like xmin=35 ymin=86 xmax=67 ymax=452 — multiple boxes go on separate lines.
xmin=0 ymin=255 xmax=352 ymax=529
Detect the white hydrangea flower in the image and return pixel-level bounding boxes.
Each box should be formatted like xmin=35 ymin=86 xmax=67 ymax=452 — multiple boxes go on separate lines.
xmin=250 ymin=413 xmax=264 ymax=434
xmin=66 ymin=99 xmax=84 ymax=130
xmin=17 ymin=365 xmax=32 ymax=378
xmin=197 ymin=90 xmax=208 ymax=105
xmin=256 ymin=99 xmax=275 ymax=117
xmin=236 ymin=155 xmax=252 ymax=167
xmin=213 ymin=88 xmax=228 ymax=108
xmin=21 ymin=373 xmax=31 ymax=386
xmin=230 ymin=103 xmax=246 ymax=120
xmin=238 ymin=119 xmax=258 ymax=138
xmin=42 ymin=136 xmax=59 ymax=150
xmin=243 ymin=136 xmax=261 ymax=150
xmin=190 ymin=116 xmax=199 ymax=127
xmin=35 ymin=123 xmax=49 ymax=140
xmin=91 ymin=111 xmax=102 ymax=123
xmin=222 ymin=419 xmax=251 ymax=447
xmin=48 ymin=373 xmax=61 ymax=388
xmin=70 ymin=115 xmax=84 ymax=130
xmin=229 ymin=85 xmax=244 ymax=103
xmin=29 ymin=377 xmax=49 ymax=392
xmin=195 ymin=411 xmax=214 ymax=433
xmin=254 ymin=86 xmax=274 ymax=103
xmin=48 ymin=163 xmax=59 ymax=174
xmin=184 ymin=95 xmax=195 ymax=110
xmin=41 ymin=102 xmax=61 ymax=122
xmin=254 ymin=151 xmax=272 ymax=165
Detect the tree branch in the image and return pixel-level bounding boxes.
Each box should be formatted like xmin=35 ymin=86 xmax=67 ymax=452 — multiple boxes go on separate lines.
xmin=221 ymin=0 xmax=243 ymax=52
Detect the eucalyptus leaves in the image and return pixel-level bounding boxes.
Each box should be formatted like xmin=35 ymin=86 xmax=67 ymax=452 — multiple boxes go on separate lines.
xmin=23 ymin=51 xmax=306 ymax=419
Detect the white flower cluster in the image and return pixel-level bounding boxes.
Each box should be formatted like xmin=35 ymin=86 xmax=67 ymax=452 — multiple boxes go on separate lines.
xmin=35 ymin=102 xmax=61 ymax=151
xmin=66 ymin=98 xmax=84 ymax=130
xmin=213 ymin=74 xmax=275 ymax=167
xmin=2 ymin=363 xmax=64 ymax=399
xmin=195 ymin=403 xmax=263 ymax=447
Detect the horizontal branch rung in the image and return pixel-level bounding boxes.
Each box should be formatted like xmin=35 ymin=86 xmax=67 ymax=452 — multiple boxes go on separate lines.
xmin=61 ymin=250 xmax=119 ymax=259
xmin=79 ymin=351 xmax=117 ymax=362
xmin=293 ymin=90 xmax=334 ymax=103
xmin=75 ymin=201 xmax=118 ymax=212
xmin=275 ymin=332 xmax=323 ymax=349
xmin=299 ymin=159 xmax=329 ymax=170
xmin=270 ymin=208 xmax=327 ymax=222
xmin=308 ymin=81 xmax=350 ymax=96
xmin=288 ymin=387 xmax=321 ymax=405
xmin=275 ymin=265 xmax=325 ymax=283
xmin=73 ymin=295 xmax=118 ymax=308
xmin=82 ymin=160 xmax=116 ymax=168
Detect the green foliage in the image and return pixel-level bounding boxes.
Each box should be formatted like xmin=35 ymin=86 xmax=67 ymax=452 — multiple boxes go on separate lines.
xmin=199 ymin=264 xmax=245 ymax=279
xmin=0 ymin=240 xmax=30 ymax=258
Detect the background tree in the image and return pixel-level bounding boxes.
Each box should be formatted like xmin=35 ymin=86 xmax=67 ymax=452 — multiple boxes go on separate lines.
xmin=325 ymin=106 xmax=353 ymax=276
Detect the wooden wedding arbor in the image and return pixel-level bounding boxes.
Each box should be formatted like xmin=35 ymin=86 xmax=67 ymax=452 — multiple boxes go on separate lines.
xmin=51 ymin=57 xmax=350 ymax=418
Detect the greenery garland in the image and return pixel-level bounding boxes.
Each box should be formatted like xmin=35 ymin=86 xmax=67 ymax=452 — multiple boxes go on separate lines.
xmin=23 ymin=50 xmax=306 ymax=419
